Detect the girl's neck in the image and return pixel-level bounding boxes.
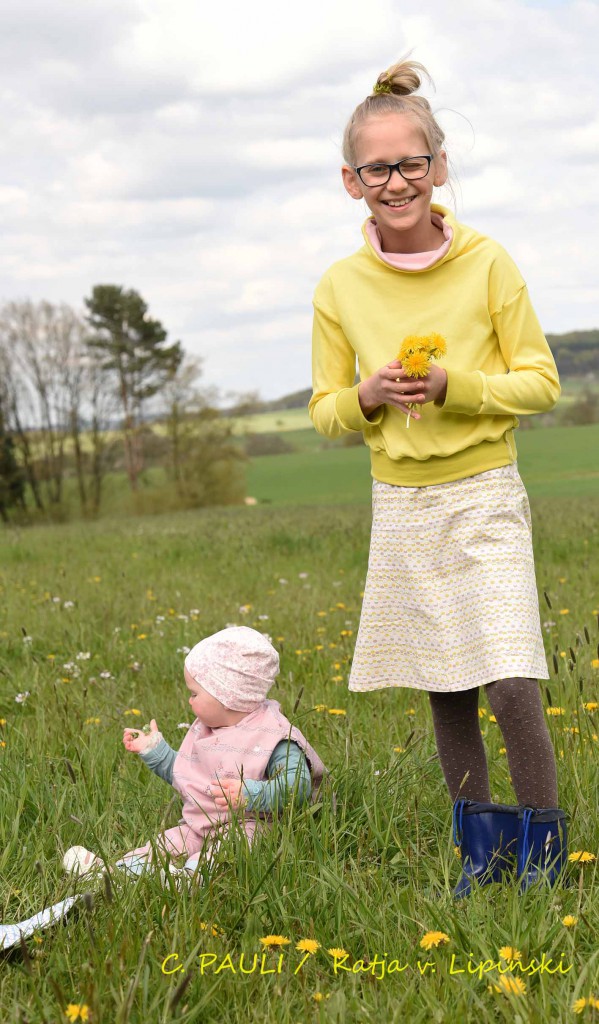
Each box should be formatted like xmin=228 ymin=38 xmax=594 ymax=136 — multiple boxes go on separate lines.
xmin=377 ymin=219 xmax=446 ymax=254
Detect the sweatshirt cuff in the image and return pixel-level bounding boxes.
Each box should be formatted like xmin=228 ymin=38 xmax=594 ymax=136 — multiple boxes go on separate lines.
xmin=440 ymin=369 xmax=484 ymax=416
xmin=139 ymin=737 xmax=171 ymax=767
xmin=335 ymin=384 xmax=385 ymax=431
xmin=241 ymin=779 xmax=261 ymax=811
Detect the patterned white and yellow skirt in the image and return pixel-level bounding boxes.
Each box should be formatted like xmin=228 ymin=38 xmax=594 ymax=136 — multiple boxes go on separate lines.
xmin=348 ymin=463 xmax=549 ymax=693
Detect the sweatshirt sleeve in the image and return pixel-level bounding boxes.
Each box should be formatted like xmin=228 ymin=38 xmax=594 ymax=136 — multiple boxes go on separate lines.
xmin=242 ymin=740 xmax=312 ymax=814
xmin=139 ymin=737 xmax=177 ymax=785
xmin=440 ymin=284 xmax=560 ymax=417
xmin=309 ymin=275 xmax=385 ymax=437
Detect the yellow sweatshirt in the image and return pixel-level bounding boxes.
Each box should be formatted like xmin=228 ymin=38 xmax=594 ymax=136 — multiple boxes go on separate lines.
xmin=309 ymin=204 xmax=560 ymax=486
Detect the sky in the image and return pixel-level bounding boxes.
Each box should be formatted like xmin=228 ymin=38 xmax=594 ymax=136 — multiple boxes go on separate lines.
xmin=0 ymin=0 xmax=596 ymax=403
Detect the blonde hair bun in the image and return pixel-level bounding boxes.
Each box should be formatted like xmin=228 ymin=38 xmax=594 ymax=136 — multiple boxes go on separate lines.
xmin=373 ymin=59 xmax=432 ymax=97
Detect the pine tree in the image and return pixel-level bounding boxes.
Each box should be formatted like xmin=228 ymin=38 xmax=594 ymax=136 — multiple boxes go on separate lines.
xmin=84 ymin=285 xmax=182 ymax=490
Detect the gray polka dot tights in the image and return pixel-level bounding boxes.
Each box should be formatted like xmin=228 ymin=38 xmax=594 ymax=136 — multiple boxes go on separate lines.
xmin=428 ymin=677 xmax=558 ymax=807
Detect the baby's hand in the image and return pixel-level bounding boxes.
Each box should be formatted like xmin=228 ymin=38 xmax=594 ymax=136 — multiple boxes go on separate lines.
xmin=211 ymin=778 xmax=247 ymax=810
xmin=123 ymin=718 xmax=161 ymax=753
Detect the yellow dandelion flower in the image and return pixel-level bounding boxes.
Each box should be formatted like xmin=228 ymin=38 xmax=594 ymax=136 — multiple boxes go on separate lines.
xmin=314 ymin=644 xmax=324 ymax=651
xmin=454 ymin=845 xmax=461 ymax=858
xmin=546 ymin=706 xmax=566 ymax=715
xmin=0 ymin=718 xmax=6 ymax=726
xmin=562 ymin=915 xmax=578 ymax=927
xmin=558 ymin=577 xmax=567 ymax=583
xmin=393 ymin=746 xmax=405 ymax=753
xmin=296 ymin=938 xmax=320 ymax=954
xmin=401 ymin=351 xmax=430 ymax=379
xmin=124 ymin=708 xmax=141 ymax=716
xmin=488 ymin=714 xmax=497 ymax=723
xmin=313 ymin=992 xmax=331 ymax=1002
xmin=559 ymin=609 xmax=569 ymax=615
xmin=397 ymin=334 xmax=424 ymax=357
xmin=331 ymin=675 xmax=344 ymax=682
xmin=65 ymin=1006 xmax=89 ymax=1023
xmin=137 ymin=634 xmax=147 ymax=640
xmin=405 ymin=708 xmax=416 ymax=716
xmin=499 ymin=946 xmax=522 ymax=961
xmin=499 ymin=747 xmax=507 ymax=754
xmin=572 ymin=997 xmax=599 ymax=1014
xmin=425 ymin=333 xmax=447 ymax=357
xmin=259 ymin=935 xmax=290 ymax=947
xmin=491 ymin=975 xmax=526 ymax=996
xmin=328 ymin=708 xmax=347 ymax=715
xmin=420 ymin=931 xmax=450 ymax=950
xmin=568 ymin=851 xmax=596 ymax=863
xmin=591 ymin=659 xmax=599 ymax=669
xmin=583 ymin=702 xmax=598 ymax=711
xmin=336 ymin=602 xmax=346 ymax=609
xmin=317 ymin=611 xmax=327 ymax=617
xmin=84 ymin=717 xmax=101 ymax=725
xmin=478 ymin=708 xmax=487 ymax=718
xmin=199 ymin=921 xmax=221 ymax=936
xmin=327 ymin=947 xmax=348 ymax=959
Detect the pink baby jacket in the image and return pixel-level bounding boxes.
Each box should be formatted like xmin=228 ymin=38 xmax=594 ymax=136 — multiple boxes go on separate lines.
xmin=171 ymin=698 xmax=326 ymax=834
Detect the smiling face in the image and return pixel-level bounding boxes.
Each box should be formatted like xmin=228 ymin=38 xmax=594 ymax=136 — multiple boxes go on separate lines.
xmin=341 ymin=113 xmax=448 ymax=254
xmin=183 ymin=666 xmax=249 ymax=728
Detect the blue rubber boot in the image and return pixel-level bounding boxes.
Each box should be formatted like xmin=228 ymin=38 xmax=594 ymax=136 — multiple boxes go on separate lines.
xmin=517 ymin=807 xmax=567 ymax=892
xmin=452 ymin=799 xmax=519 ymax=898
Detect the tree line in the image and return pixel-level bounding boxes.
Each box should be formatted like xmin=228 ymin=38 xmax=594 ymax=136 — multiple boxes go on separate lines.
xmin=0 ymin=287 xmax=244 ymax=523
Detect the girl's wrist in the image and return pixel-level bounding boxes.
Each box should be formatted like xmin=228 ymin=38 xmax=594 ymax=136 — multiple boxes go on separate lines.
xmin=358 ymin=380 xmax=379 ymax=417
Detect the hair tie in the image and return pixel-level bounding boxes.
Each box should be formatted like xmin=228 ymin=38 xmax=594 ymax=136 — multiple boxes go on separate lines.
xmin=373 ymin=79 xmax=393 ymax=95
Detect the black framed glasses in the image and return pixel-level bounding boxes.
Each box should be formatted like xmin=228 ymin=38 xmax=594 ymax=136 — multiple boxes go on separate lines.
xmin=354 ymin=155 xmax=433 ymax=187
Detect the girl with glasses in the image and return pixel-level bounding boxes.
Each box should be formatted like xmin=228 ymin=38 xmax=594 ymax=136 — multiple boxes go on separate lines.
xmin=309 ymin=56 xmax=566 ymax=897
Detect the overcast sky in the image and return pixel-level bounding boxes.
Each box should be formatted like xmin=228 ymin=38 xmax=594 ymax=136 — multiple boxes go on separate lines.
xmin=0 ymin=0 xmax=596 ymax=402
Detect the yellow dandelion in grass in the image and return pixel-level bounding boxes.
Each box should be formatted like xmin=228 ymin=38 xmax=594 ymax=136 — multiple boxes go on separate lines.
xmin=199 ymin=921 xmax=222 ymax=936
xmin=331 ymin=675 xmax=344 ymax=682
xmin=313 ymin=704 xmax=327 ymax=712
xmin=84 ymin=717 xmax=101 ymax=725
xmin=419 ymin=931 xmax=450 ymax=950
xmin=314 ymin=644 xmax=324 ymax=651
xmin=65 ymin=1006 xmax=89 ymax=1023
xmin=499 ymin=747 xmax=507 ymax=754
xmin=0 ymin=718 xmax=6 ymax=726
xmin=478 ymin=708 xmax=487 ymax=718
xmin=259 ymin=935 xmax=290 ymax=948
xmin=583 ymin=702 xmax=599 ymax=712
xmin=591 ymin=659 xmax=599 ymax=669
xmin=573 ymin=996 xmax=599 ymax=1014
xmin=559 ymin=609 xmax=569 ymax=615
xmin=124 ymin=708 xmax=141 ymax=716
xmin=317 ymin=611 xmax=327 ymax=617
xmin=137 ymin=634 xmax=147 ymax=640
xmin=490 ymin=975 xmax=526 ymax=996
xmin=296 ymin=938 xmax=320 ymax=954
xmin=328 ymin=708 xmax=347 ymax=715
xmin=393 ymin=746 xmax=405 ymax=753
xmin=546 ymin=707 xmax=566 ymax=716
xmin=488 ymin=715 xmax=497 ymax=723
xmin=313 ymin=992 xmax=330 ymax=1002
xmin=454 ymin=845 xmax=461 ymax=858
xmin=327 ymin=947 xmax=348 ymax=959
xmin=499 ymin=946 xmax=522 ymax=961
xmin=569 ymin=851 xmax=596 ymax=863
xmin=0 ymin=740 xmax=6 ymax=748
xmin=562 ymin=915 xmax=578 ymax=927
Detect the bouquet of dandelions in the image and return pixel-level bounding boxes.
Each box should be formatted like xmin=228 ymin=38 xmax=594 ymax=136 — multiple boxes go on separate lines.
xmin=396 ymin=333 xmax=447 ymax=428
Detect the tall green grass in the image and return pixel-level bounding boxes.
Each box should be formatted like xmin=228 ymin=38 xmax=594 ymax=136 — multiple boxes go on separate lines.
xmin=0 ymin=500 xmax=598 ymax=1022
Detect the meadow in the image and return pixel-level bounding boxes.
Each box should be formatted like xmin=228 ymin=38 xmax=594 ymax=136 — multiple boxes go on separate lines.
xmin=0 ymin=461 xmax=598 ymax=1022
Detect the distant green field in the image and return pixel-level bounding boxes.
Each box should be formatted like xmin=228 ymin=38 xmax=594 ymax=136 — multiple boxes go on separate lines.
xmin=246 ymin=423 xmax=599 ymax=506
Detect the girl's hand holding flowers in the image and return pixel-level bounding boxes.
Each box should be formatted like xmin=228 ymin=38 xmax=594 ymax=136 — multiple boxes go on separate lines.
xmin=211 ymin=777 xmax=248 ymax=810
xmin=358 ymin=334 xmax=447 ymax=425
xmin=123 ymin=718 xmax=163 ymax=753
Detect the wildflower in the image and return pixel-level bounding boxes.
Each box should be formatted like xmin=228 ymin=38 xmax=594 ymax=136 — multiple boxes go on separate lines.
xmin=137 ymin=634 xmax=147 ymax=640
xmin=584 ymin=702 xmax=598 ymax=711
xmin=393 ymin=746 xmax=405 ymax=753
xmin=313 ymin=992 xmax=329 ymax=1002
xmin=478 ymin=708 xmax=487 ymax=718
xmin=84 ymin=718 xmax=101 ymax=725
xmin=592 ymin=659 xmax=599 ymax=669
xmin=543 ymin=620 xmax=556 ymax=630
xmin=22 ymin=635 xmax=33 ymax=645
xmin=190 ymin=609 xmax=200 ymax=615
xmin=178 ymin=723 xmax=191 ymax=729
xmin=490 ymin=975 xmax=526 ymax=996
xmin=498 ymin=946 xmax=522 ymax=961
xmin=328 ymin=708 xmax=346 ymax=715
xmin=568 ymin=851 xmax=596 ymax=863
xmin=0 ymin=718 xmax=5 ymax=725
xmin=199 ymin=921 xmax=221 ymax=936
xmin=573 ymin=996 xmax=599 ymax=1014
xmin=420 ymin=931 xmax=450 ymax=950
xmin=130 ymin=661 xmax=141 ymax=671
xmin=331 ymin=675 xmax=344 ymax=682
xmin=52 ymin=596 xmax=61 ymax=603
xmin=499 ymin=747 xmax=507 ymax=754
xmin=317 ymin=611 xmax=327 ymax=617
xmin=298 ymin=572 xmax=309 ymax=579
xmin=488 ymin=714 xmax=497 ymax=723
xmin=296 ymin=938 xmax=319 ymax=954
xmin=0 ymin=741 xmax=5 ymax=747
xmin=401 ymin=351 xmax=430 ymax=378
xmin=327 ymin=948 xmax=348 ymax=959
xmin=258 ymin=615 xmax=269 ymax=621
xmin=76 ymin=652 xmax=91 ymax=661
xmin=65 ymin=1006 xmax=89 ymax=1022
xmin=99 ymin=671 xmax=112 ymax=679
xmin=546 ymin=706 xmax=566 ymax=715
xmin=405 ymin=708 xmax=416 ymax=716
xmin=124 ymin=709 xmax=141 ymax=716
xmin=176 ymin=646 xmax=190 ymax=655
xmin=562 ymin=915 xmax=578 ymax=927
xmin=259 ymin=935 xmax=290 ymax=947
xmin=313 ymin=705 xmax=327 ymax=712
xmin=278 ymin=578 xmax=288 ymax=585
xmin=91 ymin=576 xmax=101 ymax=583
xmin=15 ymin=692 xmax=30 ymax=703
xmin=239 ymin=605 xmax=251 ymax=615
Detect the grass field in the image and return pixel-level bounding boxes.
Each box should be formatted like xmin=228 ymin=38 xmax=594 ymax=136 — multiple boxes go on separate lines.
xmin=1 ymin=470 xmax=598 ymax=1021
